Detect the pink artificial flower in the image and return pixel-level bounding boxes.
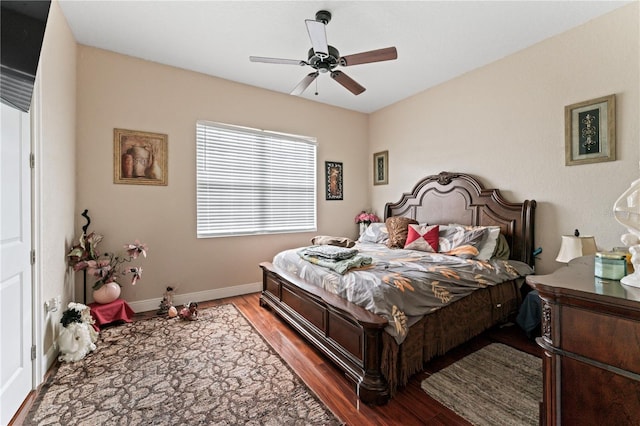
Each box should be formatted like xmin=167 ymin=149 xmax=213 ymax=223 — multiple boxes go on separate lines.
xmin=354 ymin=211 xmax=380 ymax=224
xmin=125 ymin=240 xmax=148 ymax=259
xmin=129 ymin=267 xmax=143 ymax=285
xmin=73 ymin=260 xmax=89 ymax=272
xmin=87 ymin=259 xmax=113 ymax=281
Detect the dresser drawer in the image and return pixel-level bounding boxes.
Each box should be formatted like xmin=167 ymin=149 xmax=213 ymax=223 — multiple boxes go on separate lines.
xmin=560 ymin=305 xmax=640 ymax=375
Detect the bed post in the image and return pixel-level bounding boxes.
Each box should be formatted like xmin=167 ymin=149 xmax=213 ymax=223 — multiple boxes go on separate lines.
xmin=357 ymin=327 xmax=390 ymax=404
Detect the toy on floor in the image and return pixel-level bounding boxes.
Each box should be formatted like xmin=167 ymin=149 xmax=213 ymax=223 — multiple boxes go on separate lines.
xmin=179 ymin=302 xmax=198 ymax=321
xmin=157 ymin=286 xmax=175 ymax=316
xmin=58 ymin=302 xmax=98 ymax=362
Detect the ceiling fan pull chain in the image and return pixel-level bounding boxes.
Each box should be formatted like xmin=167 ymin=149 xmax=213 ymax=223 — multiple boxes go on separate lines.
xmin=315 ymin=78 xmax=319 ymax=96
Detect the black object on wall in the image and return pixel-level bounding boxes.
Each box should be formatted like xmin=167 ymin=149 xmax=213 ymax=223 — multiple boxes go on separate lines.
xmin=1 ymin=0 xmax=51 ymax=112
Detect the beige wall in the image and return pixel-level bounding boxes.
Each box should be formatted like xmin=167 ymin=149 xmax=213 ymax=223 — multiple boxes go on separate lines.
xmin=370 ymin=3 xmax=639 ymax=274
xmin=75 ymin=47 xmax=369 ymax=305
xmin=70 ymin=3 xmax=639 ymax=307
xmin=37 ymin=0 xmax=77 ymax=372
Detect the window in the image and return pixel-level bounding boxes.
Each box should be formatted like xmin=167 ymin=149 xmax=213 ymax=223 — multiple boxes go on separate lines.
xmin=196 ymin=121 xmax=317 ymax=238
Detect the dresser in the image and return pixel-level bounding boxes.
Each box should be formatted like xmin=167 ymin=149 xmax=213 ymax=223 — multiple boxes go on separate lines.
xmin=526 ymin=255 xmax=640 ymax=425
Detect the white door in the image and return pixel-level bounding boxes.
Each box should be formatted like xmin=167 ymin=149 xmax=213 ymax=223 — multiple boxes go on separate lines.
xmin=0 ymin=102 xmax=33 ymax=425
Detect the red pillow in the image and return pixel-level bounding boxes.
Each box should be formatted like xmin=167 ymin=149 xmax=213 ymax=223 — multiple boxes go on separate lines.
xmin=404 ymin=224 xmax=439 ymax=252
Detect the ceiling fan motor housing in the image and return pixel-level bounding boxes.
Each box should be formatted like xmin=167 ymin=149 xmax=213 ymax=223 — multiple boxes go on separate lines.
xmin=308 ymin=46 xmax=339 ymax=72
xmin=315 ymin=10 xmax=331 ymax=25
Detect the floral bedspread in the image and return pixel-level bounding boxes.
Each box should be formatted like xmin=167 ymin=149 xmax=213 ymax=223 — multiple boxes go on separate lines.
xmin=273 ymin=242 xmax=534 ymax=344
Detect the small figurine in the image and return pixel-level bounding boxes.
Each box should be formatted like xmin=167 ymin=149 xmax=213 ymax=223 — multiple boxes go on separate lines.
xmin=168 ymin=305 xmax=178 ymax=318
xmin=179 ymin=301 xmax=198 ymax=321
xmin=157 ymin=286 xmax=175 ymax=316
xmin=157 ymin=297 xmax=169 ymax=316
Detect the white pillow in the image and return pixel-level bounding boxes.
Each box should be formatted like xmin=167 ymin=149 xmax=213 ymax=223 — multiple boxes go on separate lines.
xmin=358 ymin=222 xmax=389 ymax=244
xmin=448 ymin=224 xmax=501 ymax=261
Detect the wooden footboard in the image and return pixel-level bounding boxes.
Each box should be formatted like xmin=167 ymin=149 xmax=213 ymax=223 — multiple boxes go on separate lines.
xmin=259 ymin=261 xmax=390 ymax=405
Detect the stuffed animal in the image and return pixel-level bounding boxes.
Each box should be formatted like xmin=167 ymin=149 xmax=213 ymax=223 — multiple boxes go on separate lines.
xmin=58 ymin=322 xmax=96 ymax=362
xmin=179 ymin=302 xmax=198 ymax=321
xmin=58 ymin=302 xmax=97 ymax=362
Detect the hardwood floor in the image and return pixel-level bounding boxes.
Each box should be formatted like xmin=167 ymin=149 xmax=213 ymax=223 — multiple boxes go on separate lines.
xmin=11 ymin=292 xmax=540 ymax=425
xmin=202 ymin=293 xmax=540 ymax=426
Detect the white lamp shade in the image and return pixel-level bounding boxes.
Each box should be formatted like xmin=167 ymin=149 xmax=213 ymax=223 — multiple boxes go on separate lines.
xmin=556 ymin=235 xmax=597 ymax=263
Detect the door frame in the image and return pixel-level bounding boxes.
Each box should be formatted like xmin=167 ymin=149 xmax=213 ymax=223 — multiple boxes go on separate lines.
xmin=31 ymin=73 xmax=44 ymax=386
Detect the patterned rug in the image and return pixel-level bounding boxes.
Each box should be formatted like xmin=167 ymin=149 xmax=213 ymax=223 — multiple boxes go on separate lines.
xmin=25 ymin=304 xmax=342 ymax=425
xmin=421 ymin=343 xmax=541 ymax=426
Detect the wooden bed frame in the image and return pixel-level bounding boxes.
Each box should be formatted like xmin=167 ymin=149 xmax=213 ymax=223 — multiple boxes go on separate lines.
xmin=259 ymin=171 xmax=536 ymax=405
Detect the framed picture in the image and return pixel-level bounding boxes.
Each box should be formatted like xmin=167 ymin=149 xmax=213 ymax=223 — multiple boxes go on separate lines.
xmin=114 ymin=128 xmax=168 ymax=185
xmin=325 ymin=161 xmax=343 ymax=200
xmin=564 ymin=94 xmax=615 ymax=166
xmin=373 ymin=150 xmax=388 ymax=185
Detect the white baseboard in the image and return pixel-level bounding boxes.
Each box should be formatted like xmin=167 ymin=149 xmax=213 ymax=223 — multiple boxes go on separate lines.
xmin=126 ymin=282 xmax=262 ymax=313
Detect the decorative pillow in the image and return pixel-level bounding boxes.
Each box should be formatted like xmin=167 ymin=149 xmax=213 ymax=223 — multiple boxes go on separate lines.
xmin=404 ymin=224 xmax=439 ymax=252
xmin=492 ymin=233 xmax=511 ymax=260
xmin=449 ymin=224 xmax=501 ymax=261
xmin=358 ymin=222 xmax=389 ymax=244
xmin=385 ymin=216 xmax=419 ymax=248
xmin=438 ymin=225 xmax=487 ymax=259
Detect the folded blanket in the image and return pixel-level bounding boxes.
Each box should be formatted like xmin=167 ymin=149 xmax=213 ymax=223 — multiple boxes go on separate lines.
xmin=298 ymin=249 xmax=372 ymax=274
xmin=310 ymin=235 xmax=356 ymax=248
xmin=302 ymin=245 xmax=358 ymax=260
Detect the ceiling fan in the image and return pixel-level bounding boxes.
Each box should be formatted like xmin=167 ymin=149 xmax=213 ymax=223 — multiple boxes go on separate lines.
xmin=249 ymin=10 xmax=397 ymax=96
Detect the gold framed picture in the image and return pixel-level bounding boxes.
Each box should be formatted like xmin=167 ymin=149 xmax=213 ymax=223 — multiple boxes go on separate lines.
xmin=373 ymin=150 xmax=388 ymax=185
xmin=564 ymin=94 xmax=615 ymax=166
xmin=114 ymin=128 xmax=168 ymax=185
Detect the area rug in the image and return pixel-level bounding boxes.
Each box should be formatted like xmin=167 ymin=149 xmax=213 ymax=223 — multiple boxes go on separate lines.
xmin=421 ymin=343 xmax=541 ymax=426
xmin=25 ymin=304 xmax=342 ymax=425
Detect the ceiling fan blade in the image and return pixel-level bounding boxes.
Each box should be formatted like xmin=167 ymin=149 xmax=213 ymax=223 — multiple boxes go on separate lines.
xmin=305 ymin=19 xmax=329 ymax=57
xmin=340 ymin=47 xmax=398 ymax=66
xmin=330 ymin=71 xmax=366 ymax=95
xmin=291 ymin=72 xmax=319 ymax=96
xmin=249 ymin=56 xmax=306 ymax=66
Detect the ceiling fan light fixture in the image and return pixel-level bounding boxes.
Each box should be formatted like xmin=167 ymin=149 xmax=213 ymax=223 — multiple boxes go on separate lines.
xmin=317 ymin=62 xmax=330 ymax=73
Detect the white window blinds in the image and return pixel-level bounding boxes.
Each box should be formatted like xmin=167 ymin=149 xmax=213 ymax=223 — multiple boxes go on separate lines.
xmin=196 ymin=121 xmax=317 ymax=238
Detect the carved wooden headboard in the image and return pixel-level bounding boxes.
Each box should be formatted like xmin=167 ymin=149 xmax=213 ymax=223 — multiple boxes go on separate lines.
xmin=384 ymin=171 xmax=536 ymax=266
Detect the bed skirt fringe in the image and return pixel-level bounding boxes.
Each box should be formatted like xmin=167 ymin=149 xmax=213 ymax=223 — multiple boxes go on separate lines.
xmin=380 ymin=280 xmax=519 ymax=396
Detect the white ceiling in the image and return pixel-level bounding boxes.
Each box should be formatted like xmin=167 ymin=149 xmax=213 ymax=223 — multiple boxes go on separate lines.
xmin=58 ymin=1 xmax=630 ymax=113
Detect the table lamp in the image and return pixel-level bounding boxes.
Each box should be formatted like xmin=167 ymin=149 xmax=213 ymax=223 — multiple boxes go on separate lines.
xmin=556 ymin=231 xmax=597 ymax=263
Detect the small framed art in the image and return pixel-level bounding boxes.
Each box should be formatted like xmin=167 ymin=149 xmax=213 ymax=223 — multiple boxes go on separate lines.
xmin=373 ymin=150 xmax=388 ymax=185
xmin=325 ymin=161 xmax=343 ymax=200
xmin=564 ymin=94 xmax=615 ymax=166
xmin=114 ymin=128 xmax=168 ymax=185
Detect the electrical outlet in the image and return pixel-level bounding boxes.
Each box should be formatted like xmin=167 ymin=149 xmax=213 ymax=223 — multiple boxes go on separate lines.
xmin=45 ymin=297 xmax=60 ymax=313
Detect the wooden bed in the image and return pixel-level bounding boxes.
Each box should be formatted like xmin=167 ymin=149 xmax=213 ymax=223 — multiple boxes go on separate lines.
xmin=259 ymin=171 xmax=536 ymax=405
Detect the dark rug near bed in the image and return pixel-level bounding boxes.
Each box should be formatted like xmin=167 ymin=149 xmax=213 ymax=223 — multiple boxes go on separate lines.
xmin=421 ymin=343 xmax=542 ymax=426
xmin=25 ymin=304 xmax=341 ymax=425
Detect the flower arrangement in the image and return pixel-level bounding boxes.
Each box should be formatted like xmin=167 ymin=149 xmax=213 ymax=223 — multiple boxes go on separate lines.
xmin=354 ymin=211 xmax=381 ymax=225
xmin=67 ymin=232 xmax=148 ymax=289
